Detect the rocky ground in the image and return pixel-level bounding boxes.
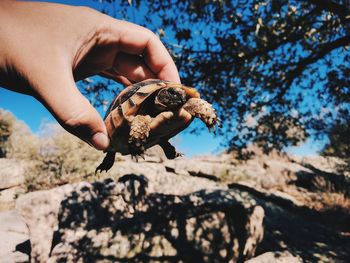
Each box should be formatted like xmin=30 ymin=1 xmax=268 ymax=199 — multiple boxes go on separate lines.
xmin=0 ymin=147 xmax=349 ymax=262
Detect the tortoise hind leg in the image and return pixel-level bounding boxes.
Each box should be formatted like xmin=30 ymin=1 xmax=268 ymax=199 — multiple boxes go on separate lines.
xmin=159 ymin=141 xmax=183 ymax=159
xmin=95 ymin=152 xmax=116 ymax=174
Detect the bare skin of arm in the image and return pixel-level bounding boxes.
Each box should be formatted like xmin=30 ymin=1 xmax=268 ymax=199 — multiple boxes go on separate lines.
xmin=0 ymin=0 xmax=180 ymax=150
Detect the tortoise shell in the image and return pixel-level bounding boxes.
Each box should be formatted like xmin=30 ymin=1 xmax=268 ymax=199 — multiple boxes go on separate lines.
xmin=104 ymin=79 xmax=200 ymax=155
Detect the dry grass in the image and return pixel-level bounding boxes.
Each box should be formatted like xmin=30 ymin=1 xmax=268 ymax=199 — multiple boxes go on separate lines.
xmin=24 ymin=125 xmax=104 ymax=191
xmin=0 ymin=119 xmax=104 ymax=192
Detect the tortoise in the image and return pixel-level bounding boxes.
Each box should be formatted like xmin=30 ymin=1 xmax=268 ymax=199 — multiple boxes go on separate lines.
xmin=96 ymin=79 xmax=220 ymax=173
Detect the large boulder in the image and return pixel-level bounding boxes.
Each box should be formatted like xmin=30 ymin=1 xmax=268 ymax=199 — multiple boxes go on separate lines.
xmin=0 ymin=159 xmax=25 ymax=190
xmin=16 ymin=184 xmax=75 ymax=263
xmin=17 ymin=174 xmax=264 ymax=262
xmin=0 ymin=210 xmax=29 ymax=263
xmin=245 ymin=251 xmax=302 ymax=263
xmin=0 ymin=186 xmax=25 ymax=211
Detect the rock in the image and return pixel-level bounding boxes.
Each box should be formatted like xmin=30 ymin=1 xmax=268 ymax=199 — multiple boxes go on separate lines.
xmin=144 ymin=145 xmax=167 ymax=163
xmin=0 ymin=210 xmax=29 ymax=262
xmin=0 ymin=186 xmax=25 ymax=211
xmin=0 ymin=251 xmax=29 ymax=263
xmin=3 ymin=148 xmax=349 ymax=262
xmin=270 ymin=191 xmax=304 ymax=207
xmin=0 ymin=159 xmax=25 ymax=190
xmin=164 ymin=158 xmax=234 ymax=180
xmin=16 ymin=183 xmax=76 ymax=263
xmin=245 ymin=251 xmax=302 ymax=263
xmin=108 ymin=160 xmax=225 ymax=195
xmin=17 ymin=175 xmax=264 ymax=262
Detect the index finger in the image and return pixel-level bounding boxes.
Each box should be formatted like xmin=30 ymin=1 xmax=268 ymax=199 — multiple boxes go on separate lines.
xmin=110 ymin=20 xmax=180 ymax=83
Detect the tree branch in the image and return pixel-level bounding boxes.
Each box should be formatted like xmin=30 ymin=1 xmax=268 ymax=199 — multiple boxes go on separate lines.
xmin=286 ymin=34 xmax=350 ymax=84
xmin=258 ymin=34 xmax=350 ymax=107
xmin=308 ymin=0 xmax=350 ymax=17
xmin=243 ymin=7 xmax=320 ymax=61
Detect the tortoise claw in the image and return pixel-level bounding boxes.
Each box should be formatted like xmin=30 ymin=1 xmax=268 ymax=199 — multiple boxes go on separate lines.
xmin=131 ymin=153 xmax=145 ymax=162
xmin=129 ymin=144 xmax=145 ymax=162
xmin=217 ymin=117 xmax=223 ymax=128
xmin=175 ymin=152 xmax=184 ymax=158
xmin=95 ymin=166 xmax=108 ymax=175
xmin=207 ymin=117 xmax=222 ymax=135
xmin=95 ymin=167 xmax=106 ymax=175
xmin=208 ymin=125 xmax=216 ymax=135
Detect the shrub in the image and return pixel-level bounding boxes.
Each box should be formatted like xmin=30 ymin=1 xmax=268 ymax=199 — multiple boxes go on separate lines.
xmin=0 ymin=109 xmax=16 ymax=157
xmin=25 ymin=123 xmax=103 ymax=191
xmin=0 ymin=109 xmax=39 ymax=159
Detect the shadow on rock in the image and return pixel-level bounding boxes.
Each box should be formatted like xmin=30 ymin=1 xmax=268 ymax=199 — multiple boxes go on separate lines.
xmin=228 ymin=182 xmax=350 ymax=262
xmin=294 ymin=162 xmax=350 ymax=197
xmin=48 ymin=174 xmax=264 ymax=263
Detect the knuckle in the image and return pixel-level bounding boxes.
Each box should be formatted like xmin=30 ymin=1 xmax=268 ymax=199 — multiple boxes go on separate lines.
xmin=62 ymin=107 xmax=95 ymax=137
xmin=63 ymin=111 xmax=88 ymax=129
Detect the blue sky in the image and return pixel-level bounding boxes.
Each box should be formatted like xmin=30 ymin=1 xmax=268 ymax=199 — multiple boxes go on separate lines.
xmin=0 ymin=86 xmax=322 ymax=156
xmin=0 ymin=0 xmax=322 ymax=157
xmin=0 ymin=87 xmax=223 ymax=156
xmin=0 ymin=0 xmax=223 ymax=156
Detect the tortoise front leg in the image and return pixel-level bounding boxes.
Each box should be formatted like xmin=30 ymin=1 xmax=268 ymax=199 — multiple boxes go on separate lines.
xmin=128 ymin=115 xmax=152 ymax=156
xmin=182 ymin=98 xmax=221 ymax=132
xmin=128 ymin=112 xmax=175 ymax=157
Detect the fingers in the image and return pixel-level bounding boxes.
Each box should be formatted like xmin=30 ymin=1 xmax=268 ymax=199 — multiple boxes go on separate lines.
xmin=109 ymin=20 xmax=180 ymax=83
xmin=33 ymin=69 xmax=109 ymax=151
xmin=100 ymin=72 xmax=133 ymax=86
xmin=101 ymin=52 xmax=156 ymax=84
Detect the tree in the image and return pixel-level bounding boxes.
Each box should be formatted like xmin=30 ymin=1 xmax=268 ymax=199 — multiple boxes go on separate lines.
xmin=0 ymin=109 xmax=16 ymax=157
xmin=0 ymin=109 xmax=39 ymax=159
xmin=322 ymin=116 xmax=350 ymax=171
xmin=86 ymin=0 xmax=350 ymax=154
xmin=25 ymin=123 xmax=103 ymax=191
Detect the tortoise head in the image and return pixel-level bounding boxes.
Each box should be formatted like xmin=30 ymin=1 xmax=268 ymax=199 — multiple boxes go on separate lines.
xmin=154 ymin=87 xmax=187 ymax=111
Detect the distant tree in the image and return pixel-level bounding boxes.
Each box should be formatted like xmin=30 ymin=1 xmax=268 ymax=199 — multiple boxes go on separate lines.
xmin=0 ymin=109 xmax=39 ymax=159
xmin=85 ymin=0 xmax=350 ymax=154
xmin=0 ymin=111 xmax=103 ymax=190
xmin=25 ymin=124 xmax=103 ymax=191
xmin=0 ymin=109 xmax=16 ymax=157
xmin=322 ymin=116 xmax=350 ymax=169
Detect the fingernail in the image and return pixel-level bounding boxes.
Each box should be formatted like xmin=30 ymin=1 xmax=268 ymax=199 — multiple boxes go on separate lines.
xmin=91 ymin=132 xmax=110 ymax=150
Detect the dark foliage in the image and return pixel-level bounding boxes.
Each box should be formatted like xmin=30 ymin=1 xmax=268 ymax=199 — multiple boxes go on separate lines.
xmin=322 ymin=116 xmax=350 ymax=170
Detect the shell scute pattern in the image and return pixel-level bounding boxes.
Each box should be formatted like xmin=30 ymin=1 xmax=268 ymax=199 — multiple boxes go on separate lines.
xmin=96 ymin=79 xmax=220 ymax=173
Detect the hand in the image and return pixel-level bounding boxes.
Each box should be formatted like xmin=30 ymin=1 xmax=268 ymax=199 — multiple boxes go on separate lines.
xmin=0 ymin=1 xmax=180 ymax=150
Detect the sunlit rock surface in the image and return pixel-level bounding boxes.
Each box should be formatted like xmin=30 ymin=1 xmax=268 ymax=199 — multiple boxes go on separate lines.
xmin=1 ymin=148 xmax=349 ymax=262
xmin=17 ymin=175 xmax=264 ymax=262
xmin=246 ymin=251 xmax=302 ymax=263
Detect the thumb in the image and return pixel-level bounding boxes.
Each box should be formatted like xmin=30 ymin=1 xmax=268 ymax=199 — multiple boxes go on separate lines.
xmin=34 ymin=72 xmax=109 ymax=151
